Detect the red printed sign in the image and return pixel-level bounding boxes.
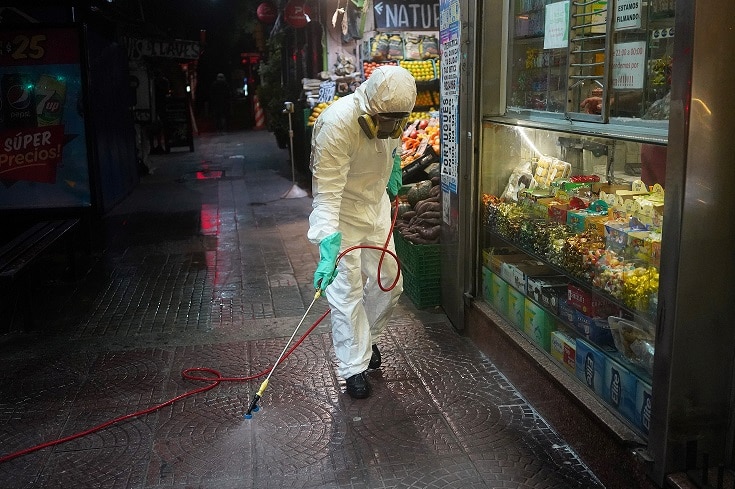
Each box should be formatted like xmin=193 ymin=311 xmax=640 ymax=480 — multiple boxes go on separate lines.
xmin=257 ymin=2 xmax=278 ymax=24
xmin=284 ymin=0 xmax=312 ymax=28
xmin=0 ymin=26 xmax=90 ymax=210
xmin=0 ymin=125 xmax=65 ymax=183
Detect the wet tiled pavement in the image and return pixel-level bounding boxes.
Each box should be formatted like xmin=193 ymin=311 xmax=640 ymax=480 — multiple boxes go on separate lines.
xmin=1 ymin=130 xmax=611 ymax=488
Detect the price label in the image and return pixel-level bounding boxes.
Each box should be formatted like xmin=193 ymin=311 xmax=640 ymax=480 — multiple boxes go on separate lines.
xmin=317 ymin=81 xmax=336 ymax=103
xmin=0 ymin=28 xmax=80 ymax=66
xmin=0 ymin=34 xmax=47 ymax=61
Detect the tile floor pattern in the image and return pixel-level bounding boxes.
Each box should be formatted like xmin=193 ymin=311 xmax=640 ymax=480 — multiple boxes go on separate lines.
xmin=1 ymin=131 xmax=605 ymax=488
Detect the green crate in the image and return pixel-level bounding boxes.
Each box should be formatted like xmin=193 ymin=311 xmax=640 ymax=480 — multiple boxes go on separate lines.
xmin=402 ymin=266 xmax=441 ymax=308
xmin=393 ymin=231 xmax=441 ymax=276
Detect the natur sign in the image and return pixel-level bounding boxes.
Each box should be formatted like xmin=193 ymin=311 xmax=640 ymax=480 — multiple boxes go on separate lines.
xmin=373 ymin=1 xmax=440 ymax=30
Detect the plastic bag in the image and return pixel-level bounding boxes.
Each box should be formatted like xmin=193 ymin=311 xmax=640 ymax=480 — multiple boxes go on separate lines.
xmin=404 ymin=35 xmax=422 ymax=60
xmin=608 ymin=316 xmax=655 ymax=375
xmin=388 ymin=35 xmax=404 ymax=60
xmin=370 ymin=34 xmax=390 ymax=61
xmin=421 ymin=35 xmax=439 ymax=59
xmin=501 ymin=161 xmax=536 ymax=202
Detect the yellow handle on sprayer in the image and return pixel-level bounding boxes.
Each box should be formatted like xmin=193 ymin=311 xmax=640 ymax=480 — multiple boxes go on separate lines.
xmin=256 ymin=379 xmax=269 ymax=397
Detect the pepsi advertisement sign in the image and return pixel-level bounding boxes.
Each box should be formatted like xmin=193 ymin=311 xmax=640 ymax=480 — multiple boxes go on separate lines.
xmin=0 ymin=26 xmax=89 ymax=209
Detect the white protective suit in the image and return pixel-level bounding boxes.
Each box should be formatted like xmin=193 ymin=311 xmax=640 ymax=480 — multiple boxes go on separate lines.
xmin=308 ymin=65 xmax=417 ymax=379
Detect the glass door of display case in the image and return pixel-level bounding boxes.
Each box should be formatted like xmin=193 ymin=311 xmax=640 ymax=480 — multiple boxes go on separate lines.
xmin=484 ymin=9 xmax=675 ymax=435
xmin=474 ymin=0 xmax=735 ymax=485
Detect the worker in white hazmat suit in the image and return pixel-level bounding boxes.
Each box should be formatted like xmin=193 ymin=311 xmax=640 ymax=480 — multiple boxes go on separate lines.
xmin=308 ymin=65 xmax=417 ymax=399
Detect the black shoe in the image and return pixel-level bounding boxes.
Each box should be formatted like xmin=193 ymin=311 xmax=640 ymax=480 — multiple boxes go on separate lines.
xmin=368 ymin=344 xmax=381 ymax=370
xmin=345 ymin=372 xmax=371 ymax=399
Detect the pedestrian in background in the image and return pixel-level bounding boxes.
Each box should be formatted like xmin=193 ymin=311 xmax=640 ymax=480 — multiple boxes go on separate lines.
xmin=151 ymin=70 xmax=170 ymax=153
xmin=210 ymin=73 xmax=231 ymax=132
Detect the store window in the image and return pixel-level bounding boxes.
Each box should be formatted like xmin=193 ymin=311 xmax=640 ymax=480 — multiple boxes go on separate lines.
xmin=508 ymin=0 xmax=675 ymax=126
xmin=478 ymin=122 xmax=662 ymax=437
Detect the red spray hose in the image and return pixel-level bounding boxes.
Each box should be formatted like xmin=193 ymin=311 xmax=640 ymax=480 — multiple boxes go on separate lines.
xmin=0 ymin=308 xmax=331 ymax=464
xmin=0 ymin=198 xmax=405 ymax=464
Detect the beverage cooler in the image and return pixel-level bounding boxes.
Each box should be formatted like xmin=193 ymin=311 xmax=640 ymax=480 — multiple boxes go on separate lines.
xmin=447 ymin=0 xmax=735 ymax=485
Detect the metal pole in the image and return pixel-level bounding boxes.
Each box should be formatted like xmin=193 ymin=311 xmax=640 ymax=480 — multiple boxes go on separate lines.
xmin=281 ymin=102 xmax=307 ymax=199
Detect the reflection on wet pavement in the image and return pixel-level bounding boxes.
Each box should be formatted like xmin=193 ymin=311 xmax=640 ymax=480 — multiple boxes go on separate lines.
xmin=0 ymin=131 xmax=608 ymax=488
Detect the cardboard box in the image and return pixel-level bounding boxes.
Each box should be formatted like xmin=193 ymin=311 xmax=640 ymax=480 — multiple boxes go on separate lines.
xmin=507 ymin=286 xmax=525 ymax=329
xmin=603 ymin=358 xmax=638 ymax=422
xmin=501 ymin=261 xmax=555 ymax=294
xmin=555 ymin=181 xmax=593 ymax=194
xmin=489 ymin=253 xmax=528 ymax=275
xmin=573 ymin=310 xmax=615 ymax=347
xmin=518 ymin=188 xmax=555 ymax=201
xmin=584 ymin=213 xmax=609 ymax=236
xmin=567 ymin=210 xmax=590 ymax=234
xmin=650 ymin=238 xmax=661 ymax=269
xmin=558 ymin=299 xmax=576 ymax=325
xmin=575 ymin=339 xmax=607 ymax=396
xmin=605 ymin=221 xmax=652 ymax=262
xmin=481 ymin=266 xmax=494 ymax=303
xmin=518 ymin=191 xmax=553 ymax=219
xmin=633 ymin=380 xmax=653 ymax=435
xmin=482 ymin=247 xmax=522 ymax=269
xmin=491 ymin=273 xmax=509 ymax=316
xmin=527 ymin=276 xmax=568 ymax=314
xmin=548 ymin=203 xmax=569 ymax=224
xmin=593 ymin=183 xmax=630 ymax=195
xmin=567 ymin=284 xmax=619 ymax=317
xmin=551 ymin=331 xmax=576 ymax=373
xmin=524 ymin=299 xmax=553 ymax=351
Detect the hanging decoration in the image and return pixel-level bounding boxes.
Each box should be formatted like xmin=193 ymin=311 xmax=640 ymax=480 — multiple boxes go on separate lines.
xmin=256 ymin=2 xmax=278 ymax=24
xmin=331 ymin=0 xmax=345 ymax=29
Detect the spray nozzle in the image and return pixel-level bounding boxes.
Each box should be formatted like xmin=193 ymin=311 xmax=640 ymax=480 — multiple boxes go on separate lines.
xmin=244 ymin=379 xmax=269 ymax=419
xmin=243 ymin=394 xmax=261 ymax=419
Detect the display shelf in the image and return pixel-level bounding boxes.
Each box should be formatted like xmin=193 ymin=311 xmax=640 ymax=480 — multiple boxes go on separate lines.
xmin=484 ymin=226 xmax=656 ymax=327
xmin=481 ymin=261 xmax=651 ymax=438
xmin=482 ymin=226 xmax=656 ymax=410
xmin=522 ymin=272 xmax=651 ymax=381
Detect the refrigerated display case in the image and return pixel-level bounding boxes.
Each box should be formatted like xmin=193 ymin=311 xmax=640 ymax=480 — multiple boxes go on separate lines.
xmin=478 ymin=122 xmax=662 ymax=440
xmin=459 ymin=0 xmax=735 ymax=486
xmin=479 ymin=0 xmax=674 ymax=443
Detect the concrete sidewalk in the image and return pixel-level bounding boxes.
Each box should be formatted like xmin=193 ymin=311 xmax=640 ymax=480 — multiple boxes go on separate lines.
xmin=0 ymin=130 xmax=616 ymax=488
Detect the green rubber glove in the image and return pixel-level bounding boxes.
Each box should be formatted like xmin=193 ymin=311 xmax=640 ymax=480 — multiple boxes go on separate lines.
xmin=387 ymin=153 xmax=403 ymax=200
xmin=313 ymin=232 xmax=342 ymax=290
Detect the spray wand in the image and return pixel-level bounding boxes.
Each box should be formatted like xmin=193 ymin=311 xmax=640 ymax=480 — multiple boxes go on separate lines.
xmin=245 ymin=198 xmax=402 ymax=418
xmin=244 ymin=289 xmax=323 ymax=419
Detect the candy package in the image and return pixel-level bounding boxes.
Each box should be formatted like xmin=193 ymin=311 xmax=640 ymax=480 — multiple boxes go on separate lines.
xmin=534 ymin=155 xmax=571 ymax=187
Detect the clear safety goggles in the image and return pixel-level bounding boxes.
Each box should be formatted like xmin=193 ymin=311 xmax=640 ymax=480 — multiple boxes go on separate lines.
xmin=374 ymin=112 xmax=409 ymax=138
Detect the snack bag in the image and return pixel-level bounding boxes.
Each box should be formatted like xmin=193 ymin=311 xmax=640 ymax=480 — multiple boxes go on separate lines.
xmin=421 ymin=35 xmax=440 ymax=59
xmin=404 ymin=35 xmax=422 ymax=61
xmin=388 ymin=34 xmax=404 ymax=60
xmin=370 ymin=34 xmax=390 ymax=61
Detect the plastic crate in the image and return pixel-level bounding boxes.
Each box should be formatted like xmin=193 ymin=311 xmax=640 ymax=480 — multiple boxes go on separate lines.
xmin=402 ymin=265 xmax=441 ymax=308
xmin=393 ymin=231 xmax=441 ymax=276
